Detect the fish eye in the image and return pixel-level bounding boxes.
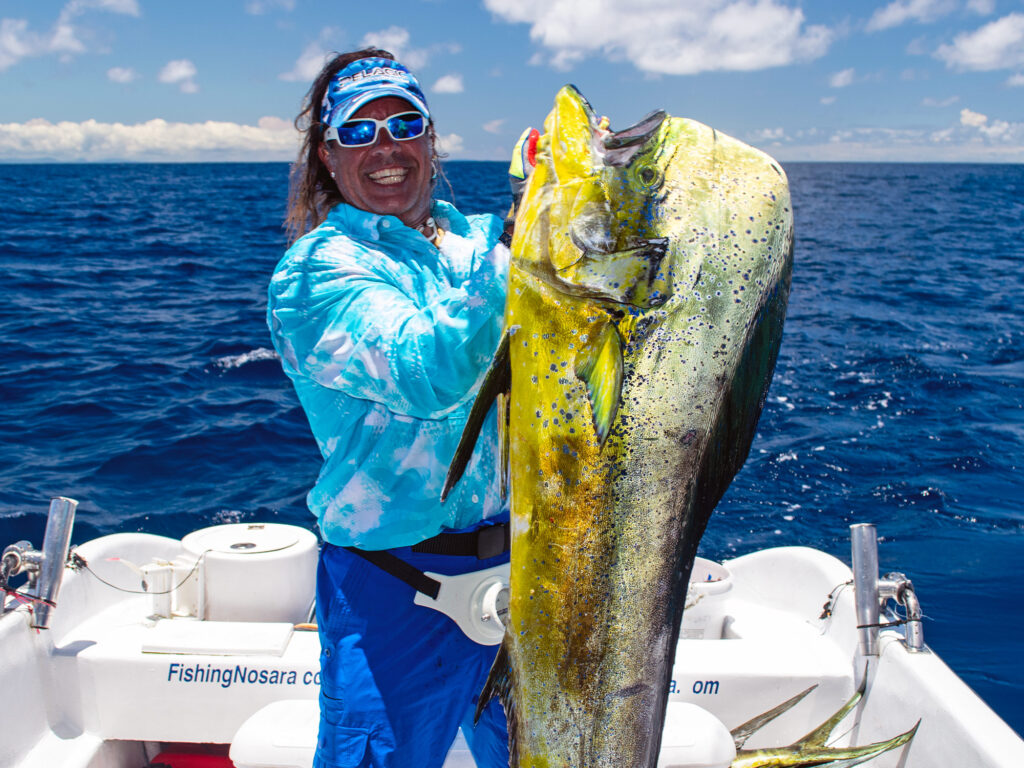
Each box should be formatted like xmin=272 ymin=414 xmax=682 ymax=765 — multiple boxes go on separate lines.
xmin=634 ymin=162 xmax=662 ymax=188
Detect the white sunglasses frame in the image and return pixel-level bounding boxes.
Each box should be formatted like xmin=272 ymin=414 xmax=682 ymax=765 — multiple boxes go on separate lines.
xmin=323 ymin=112 xmax=428 ymax=147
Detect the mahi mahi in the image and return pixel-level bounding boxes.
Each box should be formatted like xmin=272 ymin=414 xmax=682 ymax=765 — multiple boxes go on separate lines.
xmin=445 ymin=85 xmax=793 ymax=767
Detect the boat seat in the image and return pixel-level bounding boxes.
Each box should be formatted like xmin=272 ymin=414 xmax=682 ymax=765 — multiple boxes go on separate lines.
xmin=230 ymin=700 xmax=317 ymax=768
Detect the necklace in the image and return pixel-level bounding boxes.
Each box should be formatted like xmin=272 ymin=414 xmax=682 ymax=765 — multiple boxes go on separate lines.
xmin=418 ymin=216 xmax=436 ymax=239
xmin=419 ymin=216 xmax=443 ymax=246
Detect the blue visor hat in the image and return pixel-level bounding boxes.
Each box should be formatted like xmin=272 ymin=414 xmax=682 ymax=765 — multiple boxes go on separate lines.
xmin=320 ymin=58 xmax=431 ymax=131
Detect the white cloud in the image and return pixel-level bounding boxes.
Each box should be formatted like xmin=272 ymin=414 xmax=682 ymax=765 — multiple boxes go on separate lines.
xmin=1008 ymin=73 xmax=1024 ymax=86
xmin=829 ymin=67 xmax=855 ymax=87
xmin=957 ymin=106 xmax=1022 ymax=141
xmin=750 ymin=127 xmax=785 ymax=142
xmin=159 ymin=59 xmax=198 ymax=93
xmin=1 ymin=0 xmax=138 ymax=71
xmin=0 ymin=117 xmax=301 ymax=162
xmin=866 ymin=0 xmax=956 ymax=32
xmin=484 ymin=0 xmax=832 ymax=75
xmin=360 ymin=26 xmax=428 ymax=70
xmin=922 ymin=95 xmax=959 ymax=106
xmin=935 ymin=13 xmax=1024 ymax=71
xmin=279 ymin=37 xmax=333 ymax=82
xmin=245 ymin=0 xmax=295 ymax=14
xmin=483 ymin=118 xmax=505 ymax=134
xmin=905 ymin=36 xmax=929 ymax=55
xmin=106 ymin=66 xmax=137 ymax=83
xmin=775 ymin=119 xmax=1024 ymax=161
xmin=435 ymin=132 xmax=464 ymax=155
xmin=1 ymin=19 xmax=47 ymax=71
xmin=960 ymin=107 xmax=988 ymax=126
xmin=967 ymin=0 xmax=995 ymax=14
xmin=432 ymin=74 xmax=464 ymax=93
xmin=64 ymin=0 xmax=140 ymax=15
xmin=820 ymin=95 xmax=836 ymax=105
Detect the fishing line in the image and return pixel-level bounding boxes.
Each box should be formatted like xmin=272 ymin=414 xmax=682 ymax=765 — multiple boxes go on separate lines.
xmin=819 ymin=579 xmax=853 ymax=620
xmin=71 ymin=549 xmax=211 ymax=595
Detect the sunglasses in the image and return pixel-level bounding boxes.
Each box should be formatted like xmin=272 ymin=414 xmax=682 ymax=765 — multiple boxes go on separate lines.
xmin=324 ymin=111 xmax=427 ymax=147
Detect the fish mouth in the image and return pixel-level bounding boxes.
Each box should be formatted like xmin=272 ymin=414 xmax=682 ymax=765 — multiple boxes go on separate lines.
xmin=562 ymin=84 xmax=667 ymax=167
xmin=602 ymin=110 xmax=667 ymax=167
xmin=367 ymin=166 xmax=409 ymax=185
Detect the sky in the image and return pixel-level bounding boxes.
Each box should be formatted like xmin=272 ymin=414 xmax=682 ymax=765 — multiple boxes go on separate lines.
xmin=1 ymin=0 xmax=1023 ymax=163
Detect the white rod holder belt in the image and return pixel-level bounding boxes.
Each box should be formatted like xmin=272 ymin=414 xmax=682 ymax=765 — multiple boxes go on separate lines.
xmin=31 ymin=497 xmax=78 ymax=629
xmin=850 ymin=523 xmax=880 ymax=657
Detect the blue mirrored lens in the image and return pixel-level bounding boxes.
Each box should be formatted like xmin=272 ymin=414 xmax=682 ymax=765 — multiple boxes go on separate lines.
xmin=387 ymin=113 xmax=425 ymax=140
xmin=337 ymin=121 xmax=377 ymax=146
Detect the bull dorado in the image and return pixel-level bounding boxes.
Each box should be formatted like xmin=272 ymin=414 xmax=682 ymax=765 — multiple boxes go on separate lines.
xmin=444 ymin=86 xmax=909 ymax=767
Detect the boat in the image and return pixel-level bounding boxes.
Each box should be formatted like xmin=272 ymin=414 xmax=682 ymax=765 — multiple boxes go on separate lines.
xmin=2 ymin=497 xmax=1022 ymax=768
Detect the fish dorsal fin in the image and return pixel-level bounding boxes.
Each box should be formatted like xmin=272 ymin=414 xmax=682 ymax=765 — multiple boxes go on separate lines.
xmin=442 ymin=328 xmax=514 ymax=502
xmin=575 ymin=321 xmax=624 ymax=447
xmin=497 ymin=391 xmax=510 ymax=503
xmin=475 ymin=637 xmax=519 ymax=766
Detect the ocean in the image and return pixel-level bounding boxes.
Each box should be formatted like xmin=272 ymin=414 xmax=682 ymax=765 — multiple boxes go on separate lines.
xmin=0 ymin=160 xmax=1021 ymax=735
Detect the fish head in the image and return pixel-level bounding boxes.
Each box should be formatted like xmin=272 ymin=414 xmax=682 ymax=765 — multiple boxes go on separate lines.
xmin=513 ymin=85 xmax=673 ymax=310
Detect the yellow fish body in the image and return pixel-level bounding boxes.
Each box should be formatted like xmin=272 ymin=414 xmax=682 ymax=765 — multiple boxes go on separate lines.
xmin=446 ymin=85 xmax=793 ymax=767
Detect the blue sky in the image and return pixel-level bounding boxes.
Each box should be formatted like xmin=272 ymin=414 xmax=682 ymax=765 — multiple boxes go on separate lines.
xmin=1 ymin=0 xmax=1022 ymax=162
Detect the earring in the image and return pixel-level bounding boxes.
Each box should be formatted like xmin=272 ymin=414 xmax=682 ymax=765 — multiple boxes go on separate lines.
xmin=330 ymin=171 xmax=336 ymax=179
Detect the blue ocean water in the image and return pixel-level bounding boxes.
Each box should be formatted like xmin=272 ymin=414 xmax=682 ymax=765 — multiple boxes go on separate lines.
xmin=0 ymin=161 xmax=1021 ymax=734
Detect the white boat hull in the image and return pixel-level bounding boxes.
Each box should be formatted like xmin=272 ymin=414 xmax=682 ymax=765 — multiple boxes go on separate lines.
xmin=2 ymin=527 xmax=1021 ymax=768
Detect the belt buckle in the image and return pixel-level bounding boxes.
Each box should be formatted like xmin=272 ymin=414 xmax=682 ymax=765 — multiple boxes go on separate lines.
xmin=476 ymin=524 xmax=506 ymax=560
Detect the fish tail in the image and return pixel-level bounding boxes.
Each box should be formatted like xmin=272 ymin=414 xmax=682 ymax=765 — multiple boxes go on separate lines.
xmin=795 ymin=672 xmax=867 ymax=747
xmin=730 ymin=685 xmax=818 ymax=749
xmin=733 ymin=721 xmax=920 ymax=768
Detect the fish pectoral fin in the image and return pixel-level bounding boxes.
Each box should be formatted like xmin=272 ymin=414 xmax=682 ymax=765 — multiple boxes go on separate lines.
xmin=442 ymin=328 xmax=514 ymax=502
xmin=476 ymin=637 xmax=520 ymax=766
xmin=730 ymin=685 xmax=818 ymax=749
xmin=575 ymin=322 xmax=624 ymax=447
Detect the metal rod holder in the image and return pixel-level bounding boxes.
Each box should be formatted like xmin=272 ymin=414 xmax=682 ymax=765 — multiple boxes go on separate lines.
xmin=851 ymin=523 xmax=880 ymax=656
xmin=851 ymin=523 xmax=926 ymax=656
xmin=30 ymin=497 xmax=78 ymax=629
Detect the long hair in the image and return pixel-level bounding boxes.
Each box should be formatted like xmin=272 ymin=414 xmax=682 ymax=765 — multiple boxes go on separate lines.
xmin=284 ymin=48 xmax=441 ymax=244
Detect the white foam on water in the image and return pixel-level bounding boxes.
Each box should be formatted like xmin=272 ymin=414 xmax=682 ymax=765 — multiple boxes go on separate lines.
xmin=214 ymin=347 xmax=279 ymax=370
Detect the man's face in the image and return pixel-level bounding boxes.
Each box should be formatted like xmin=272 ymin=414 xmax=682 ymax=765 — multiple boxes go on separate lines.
xmin=319 ymin=96 xmax=433 ymax=228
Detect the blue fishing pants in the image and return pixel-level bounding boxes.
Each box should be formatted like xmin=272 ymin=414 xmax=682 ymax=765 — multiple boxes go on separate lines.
xmin=314 ymin=541 xmax=509 ymax=768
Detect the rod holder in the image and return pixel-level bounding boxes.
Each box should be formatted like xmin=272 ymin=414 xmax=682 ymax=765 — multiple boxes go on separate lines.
xmin=851 ymin=523 xmax=880 ymax=657
xmin=30 ymin=497 xmax=78 ymax=629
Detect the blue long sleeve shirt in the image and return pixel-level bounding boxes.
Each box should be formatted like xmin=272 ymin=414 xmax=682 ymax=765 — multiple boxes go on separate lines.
xmin=268 ymin=200 xmax=509 ymax=550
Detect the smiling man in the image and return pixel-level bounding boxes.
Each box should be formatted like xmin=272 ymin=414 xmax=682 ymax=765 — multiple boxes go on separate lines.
xmin=267 ymin=50 xmax=511 ymax=768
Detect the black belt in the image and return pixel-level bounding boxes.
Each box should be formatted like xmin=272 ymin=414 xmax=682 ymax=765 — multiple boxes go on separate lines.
xmin=345 ymin=522 xmax=510 ymax=600
xmin=411 ymin=522 xmax=510 ymax=560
